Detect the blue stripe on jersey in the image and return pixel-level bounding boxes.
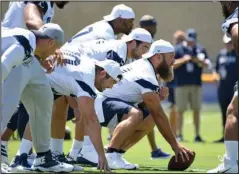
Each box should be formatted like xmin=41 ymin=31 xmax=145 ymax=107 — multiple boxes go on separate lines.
xmin=135 ymin=79 xmax=160 ymax=93
xmin=24 ymin=1 xmax=48 ymax=14
xmin=106 ymin=50 xmax=125 ymax=66
xmin=13 ymin=35 xmax=33 ymax=61
xmin=75 ymin=80 xmax=97 ymax=99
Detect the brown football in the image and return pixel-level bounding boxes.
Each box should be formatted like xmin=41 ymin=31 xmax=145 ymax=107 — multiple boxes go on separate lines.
xmin=168 ymin=151 xmax=196 ymax=171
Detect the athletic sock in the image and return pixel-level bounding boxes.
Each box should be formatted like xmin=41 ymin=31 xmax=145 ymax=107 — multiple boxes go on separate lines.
xmin=1 ymin=140 xmax=8 ymax=146
xmin=50 ymin=138 xmax=64 ymax=154
xmin=18 ymin=138 xmax=32 ymax=155
xmin=118 ymin=149 xmax=126 ymax=154
xmin=106 ymin=147 xmax=120 ymax=153
xmin=83 ymin=136 xmax=93 ymax=146
xmin=225 ymin=141 xmax=238 ymax=163
xmin=69 ymin=139 xmax=83 ymax=159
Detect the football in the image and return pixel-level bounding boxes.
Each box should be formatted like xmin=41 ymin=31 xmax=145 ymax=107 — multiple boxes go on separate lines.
xmin=168 ymin=151 xmax=196 ymax=171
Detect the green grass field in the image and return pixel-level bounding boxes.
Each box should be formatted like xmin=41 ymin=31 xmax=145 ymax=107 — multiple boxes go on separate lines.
xmin=7 ymin=104 xmax=224 ymax=173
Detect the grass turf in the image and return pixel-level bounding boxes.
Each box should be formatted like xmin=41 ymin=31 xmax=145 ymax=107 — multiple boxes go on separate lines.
xmin=7 ymin=103 xmax=224 ymax=173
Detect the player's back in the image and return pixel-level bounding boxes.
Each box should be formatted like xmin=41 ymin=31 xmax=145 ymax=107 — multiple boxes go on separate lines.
xmin=103 ymin=58 xmax=159 ymax=104
xmin=81 ymin=39 xmax=127 ymax=65
xmin=2 ymin=1 xmax=54 ymax=29
xmin=2 ymin=27 xmax=36 ymax=54
xmin=54 ymin=46 xmax=95 ymax=81
xmin=65 ymin=20 xmax=115 ymax=45
xmin=48 ymin=53 xmax=97 ymax=97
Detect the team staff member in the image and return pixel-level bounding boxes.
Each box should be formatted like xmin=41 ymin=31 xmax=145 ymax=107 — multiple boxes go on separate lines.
xmin=174 ymin=29 xmax=211 ymax=142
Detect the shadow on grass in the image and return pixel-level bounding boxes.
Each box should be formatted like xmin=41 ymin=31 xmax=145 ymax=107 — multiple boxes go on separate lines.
xmin=77 ymin=165 xmax=206 ymax=173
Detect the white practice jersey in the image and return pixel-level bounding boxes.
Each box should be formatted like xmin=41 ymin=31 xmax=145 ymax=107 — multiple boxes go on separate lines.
xmin=2 ymin=27 xmax=36 ymax=64
xmin=64 ymin=20 xmax=115 ymax=46
xmin=103 ymin=58 xmax=160 ymax=104
xmin=2 ymin=1 xmax=54 ymax=29
xmin=47 ymin=52 xmax=97 ymax=99
xmin=62 ymin=39 xmax=127 ymax=66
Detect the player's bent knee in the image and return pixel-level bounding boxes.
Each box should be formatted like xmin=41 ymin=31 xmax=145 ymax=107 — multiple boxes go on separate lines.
xmin=226 ymin=102 xmax=238 ymax=119
xmin=227 ymin=95 xmax=238 ymax=117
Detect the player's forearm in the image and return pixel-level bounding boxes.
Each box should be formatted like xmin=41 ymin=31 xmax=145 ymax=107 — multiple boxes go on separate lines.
xmin=24 ymin=4 xmax=44 ymax=30
xmin=26 ymin=19 xmax=44 ymax=30
xmin=151 ymin=105 xmax=178 ymax=150
xmin=77 ymin=96 xmax=105 ymax=156
xmin=2 ymin=44 xmax=25 ymax=70
xmin=83 ymin=113 xmax=105 ymax=157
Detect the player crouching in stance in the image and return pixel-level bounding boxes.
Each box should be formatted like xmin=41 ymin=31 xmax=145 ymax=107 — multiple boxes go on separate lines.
xmin=83 ymin=40 xmax=194 ymax=170
xmin=47 ymin=58 xmax=122 ymax=172
xmin=1 ymin=23 xmax=74 ymax=173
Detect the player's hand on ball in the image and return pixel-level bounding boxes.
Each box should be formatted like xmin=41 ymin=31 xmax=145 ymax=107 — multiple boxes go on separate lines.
xmin=173 ymin=143 xmax=194 ymax=163
xmin=168 ymin=142 xmax=195 ymax=171
xmin=53 ymin=49 xmax=66 ymax=67
xmin=158 ymin=86 xmax=169 ymax=101
xmin=98 ymin=155 xmax=111 ymax=173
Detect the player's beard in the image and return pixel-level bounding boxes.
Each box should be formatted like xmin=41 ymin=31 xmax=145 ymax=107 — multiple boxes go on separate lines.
xmin=156 ymin=58 xmax=170 ymax=80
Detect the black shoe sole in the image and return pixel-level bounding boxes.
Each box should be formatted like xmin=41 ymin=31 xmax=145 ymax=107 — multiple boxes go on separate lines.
xmin=76 ymin=157 xmax=97 ymax=167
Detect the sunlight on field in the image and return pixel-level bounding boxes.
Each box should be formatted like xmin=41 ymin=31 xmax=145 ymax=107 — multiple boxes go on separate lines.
xmin=8 ymin=104 xmax=224 ymax=173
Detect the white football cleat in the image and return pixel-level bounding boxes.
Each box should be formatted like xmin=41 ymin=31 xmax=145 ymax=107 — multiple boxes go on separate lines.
xmin=207 ymin=155 xmax=238 ymax=173
xmin=72 ymin=165 xmax=84 ymax=172
xmin=27 ymin=153 xmax=36 ymax=166
xmin=31 ymin=151 xmax=74 ymax=172
xmin=77 ymin=145 xmax=98 ymax=166
xmin=106 ymin=152 xmax=138 ymax=170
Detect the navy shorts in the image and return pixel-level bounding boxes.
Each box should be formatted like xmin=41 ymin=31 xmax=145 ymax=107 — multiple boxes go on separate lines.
xmin=168 ymin=87 xmax=175 ymax=105
xmin=101 ymin=98 xmax=150 ymax=128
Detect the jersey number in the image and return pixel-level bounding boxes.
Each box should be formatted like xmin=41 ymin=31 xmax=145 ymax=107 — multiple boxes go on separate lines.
xmin=68 ymin=27 xmax=93 ymax=43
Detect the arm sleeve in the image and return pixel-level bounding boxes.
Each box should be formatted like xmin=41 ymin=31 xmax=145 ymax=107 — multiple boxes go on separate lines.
xmin=75 ymin=80 xmax=97 ymax=99
xmin=1 ymin=43 xmax=25 ymax=81
xmin=135 ymin=78 xmax=160 ymax=95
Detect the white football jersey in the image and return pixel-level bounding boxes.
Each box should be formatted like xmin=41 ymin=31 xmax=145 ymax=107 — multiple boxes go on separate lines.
xmin=103 ymin=58 xmax=160 ymax=104
xmin=2 ymin=1 xmax=54 ymax=29
xmin=64 ymin=20 xmax=115 ymax=46
xmin=63 ymin=39 xmax=127 ymax=66
xmin=2 ymin=27 xmax=36 ymax=63
xmin=47 ymin=53 xmax=97 ymax=99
